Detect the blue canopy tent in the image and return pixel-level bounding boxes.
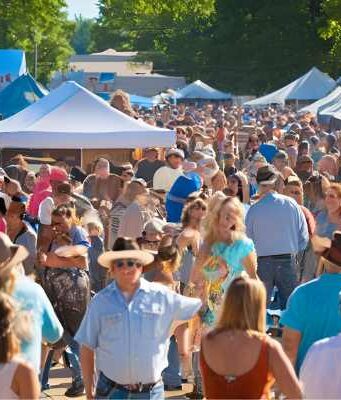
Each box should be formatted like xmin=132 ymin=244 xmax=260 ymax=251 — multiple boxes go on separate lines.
xmin=0 ymin=73 xmax=48 ymax=119
xmin=0 ymin=49 xmax=27 ymax=91
xmin=174 ymin=80 xmax=231 ymax=102
xmin=245 ymin=67 xmax=336 ymax=108
xmin=129 ymin=94 xmax=159 ymax=108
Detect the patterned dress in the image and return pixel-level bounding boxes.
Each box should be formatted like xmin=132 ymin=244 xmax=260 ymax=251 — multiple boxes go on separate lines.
xmin=201 ymin=237 xmax=255 ymax=326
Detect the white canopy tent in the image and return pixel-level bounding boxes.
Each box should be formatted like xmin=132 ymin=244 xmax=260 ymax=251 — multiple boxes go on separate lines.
xmin=175 ymin=80 xmax=231 ymax=101
xmin=299 ymin=86 xmax=341 ymax=115
xmin=0 ymin=81 xmax=175 ymax=149
xmin=244 ymin=67 xmax=336 ymax=108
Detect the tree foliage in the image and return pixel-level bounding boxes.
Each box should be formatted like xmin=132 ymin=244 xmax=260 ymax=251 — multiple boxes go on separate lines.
xmin=0 ymin=0 xmax=73 ymax=82
xmin=71 ymin=15 xmax=95 ymax=54
xmin=91 ymin=0 xmax=341 ymax=94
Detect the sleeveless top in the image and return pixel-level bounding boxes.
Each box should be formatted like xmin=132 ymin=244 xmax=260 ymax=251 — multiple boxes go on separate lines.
xmin=200 ymin=337 xmax=275 ymax=399
xmin=0 ymin=359 xmax=20 ymax=399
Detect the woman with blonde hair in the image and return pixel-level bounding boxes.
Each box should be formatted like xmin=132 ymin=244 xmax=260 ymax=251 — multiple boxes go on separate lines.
xmin=200 ymin=277 xmax=302 ymax=399
xmin=189 ymin=195 xmax=257 ymax=328
xmin=0 ymin=293 xmax=40 ymax=399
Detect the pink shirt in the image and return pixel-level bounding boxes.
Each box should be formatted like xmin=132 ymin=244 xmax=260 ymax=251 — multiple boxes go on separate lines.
xmin=0 ymin=216 xmax=7 ymax=233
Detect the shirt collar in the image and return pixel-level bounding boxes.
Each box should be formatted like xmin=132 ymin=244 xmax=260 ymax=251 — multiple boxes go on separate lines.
xmin=109 ymin=277 xmax=151 ymax=294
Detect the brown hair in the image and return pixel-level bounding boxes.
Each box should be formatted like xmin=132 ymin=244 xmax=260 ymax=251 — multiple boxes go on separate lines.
xmin=52 ymin=204 xmax=80 ymax=226
xmin=211 ymin=170 xmax=228 ymax=193
xmin=215 ymin=276 xmax=266 ymax=333
xmin=181 ymin=198 xmax=207 ymax=228
xmin=0 ymin=293 xmax=20 ymax=363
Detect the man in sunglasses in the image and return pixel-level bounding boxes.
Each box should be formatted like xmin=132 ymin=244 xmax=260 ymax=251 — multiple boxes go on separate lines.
xmin=76 ymin=237 xmax=201 ymax=399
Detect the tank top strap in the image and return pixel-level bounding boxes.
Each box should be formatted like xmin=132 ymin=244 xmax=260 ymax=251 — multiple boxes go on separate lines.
xmin=256 ymin=335 xmax=270 ymax=370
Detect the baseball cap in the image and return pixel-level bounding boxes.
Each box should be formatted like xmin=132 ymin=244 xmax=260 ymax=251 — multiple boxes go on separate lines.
xmin=166 ymin=148 xmax=185 ymax=159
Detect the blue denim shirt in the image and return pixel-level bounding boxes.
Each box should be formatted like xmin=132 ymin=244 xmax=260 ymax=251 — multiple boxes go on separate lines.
xmin=75 ymin=278 xmax=201 ymax=384
xmin=246 ymin=192 xmax=309 ymax=257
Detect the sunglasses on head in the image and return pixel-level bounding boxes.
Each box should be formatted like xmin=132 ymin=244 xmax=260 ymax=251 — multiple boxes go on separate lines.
xmin=115 ymin=259 xmax=142 ymax=268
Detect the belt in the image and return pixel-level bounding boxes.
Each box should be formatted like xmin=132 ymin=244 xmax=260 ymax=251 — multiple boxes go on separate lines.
xmin=258 ymin=253 xmax=292 ymax=260
xmin=104 ymin=375 xmax=161 ymax=393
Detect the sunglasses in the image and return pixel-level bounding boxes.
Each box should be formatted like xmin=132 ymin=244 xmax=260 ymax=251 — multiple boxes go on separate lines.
xmin=115 ymin=259 xmax=142 ymax=268
xmin=123 ymin=171 xmax=134 ymax=177
xmin=143 ymin=239 xmax=161 ymax=244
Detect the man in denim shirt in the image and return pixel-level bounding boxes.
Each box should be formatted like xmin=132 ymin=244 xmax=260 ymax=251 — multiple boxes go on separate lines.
xmin=76 ymin=238 xmax=201 ymax=399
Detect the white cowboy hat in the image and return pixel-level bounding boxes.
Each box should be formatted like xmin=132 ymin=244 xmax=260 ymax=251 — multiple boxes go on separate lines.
xmin=0 ymin=233 xmax=28 ymax=277
xmin=98 ymin=249 xmax=154 ymax=269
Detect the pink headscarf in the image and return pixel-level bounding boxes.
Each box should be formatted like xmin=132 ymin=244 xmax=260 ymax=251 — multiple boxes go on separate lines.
xmin=27 ymin=178 xmax=52 ymax=217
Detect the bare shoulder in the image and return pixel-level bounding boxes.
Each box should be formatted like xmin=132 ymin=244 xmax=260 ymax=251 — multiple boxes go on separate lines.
xmin=14 ymin=360 xmax=36 ymax=380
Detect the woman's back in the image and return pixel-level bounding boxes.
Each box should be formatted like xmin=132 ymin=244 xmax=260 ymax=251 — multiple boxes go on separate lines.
xmin=200 ymin=330 xmax=274 ymax=399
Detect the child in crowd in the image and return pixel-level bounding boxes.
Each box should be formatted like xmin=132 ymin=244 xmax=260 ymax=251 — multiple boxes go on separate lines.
xmin=87 ymin=221 xmax=107 ymax=293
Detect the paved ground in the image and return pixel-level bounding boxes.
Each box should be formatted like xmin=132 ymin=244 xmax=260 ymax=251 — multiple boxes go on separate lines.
xmin=42 ymin=365 xmax=192 ymax=399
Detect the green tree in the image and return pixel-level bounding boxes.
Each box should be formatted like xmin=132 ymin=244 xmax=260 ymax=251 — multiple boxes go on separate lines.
xmin=320 ymin=0 xmax=341 ymax=76
xmin=208 ymin=0 xmax=329 ymax=95
xmin=92 ymin=0 xmax=215 ymax=77
xmin=0 ymin=0 xmax=73 ymax=82
xmin=71 ymin=15 xmax=94 ymax=54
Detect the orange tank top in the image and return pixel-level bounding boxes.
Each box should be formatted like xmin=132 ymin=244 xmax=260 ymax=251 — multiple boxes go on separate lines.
xmin=200 ymin=336 xmax=275 ymax=399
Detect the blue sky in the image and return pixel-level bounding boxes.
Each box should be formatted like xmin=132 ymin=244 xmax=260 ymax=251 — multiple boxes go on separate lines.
xmin=66 ymin=0 xmax=99 ymax=19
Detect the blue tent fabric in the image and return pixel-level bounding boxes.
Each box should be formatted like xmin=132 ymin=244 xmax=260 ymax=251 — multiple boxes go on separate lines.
xmin=96 ymin=92 xmax=111 ymax=101
xmin=129 ymin=94 xmax=159 ymax=108
xmin=175 ymin=80 xmax=231 ymax=101
xmin=0 ymin=49 xmax=26 ymax=90
xmin=245 ymin=67 xmax=336 ymax=107
xmin=99 ymin=72 xmax=116 ymax=83
xmin=0 ymin=73 xmax=48 ymax=119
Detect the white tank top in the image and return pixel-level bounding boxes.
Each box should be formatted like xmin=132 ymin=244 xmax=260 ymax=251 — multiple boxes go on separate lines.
xmin=0 ymin=359 xmax=19 ymax=399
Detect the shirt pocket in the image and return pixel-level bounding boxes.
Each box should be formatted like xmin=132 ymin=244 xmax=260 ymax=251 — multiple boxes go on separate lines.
xmin=100 ymin=313 xmax=124 ymax=343
xmin=139 ymin=303 xmax=164 ymax=339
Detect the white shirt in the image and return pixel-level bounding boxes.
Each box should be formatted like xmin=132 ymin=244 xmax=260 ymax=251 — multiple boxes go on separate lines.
xmin=153 ymin=166 xmax=183 ymax=192
xmin=38 ymin=197 xmax=54 ymax=225
xmin=300 ymin=333 xmax=341 ymax=398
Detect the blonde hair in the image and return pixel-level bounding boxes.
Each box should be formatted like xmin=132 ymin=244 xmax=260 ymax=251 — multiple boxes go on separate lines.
xmin=203 ymin=196 xmax=245 ymax=246
xmin=216 ymin=276 xmax=266 ymax=333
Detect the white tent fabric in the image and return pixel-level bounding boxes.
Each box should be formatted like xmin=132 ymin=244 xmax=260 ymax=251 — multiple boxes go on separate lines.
xmin=244 ymin=67 xmax=336 ymax=107
xmin=0 ymin=81 xmax=175 ymax=149
xmin=175 ymin=80 xmax=231 ymax=100
xmin=299 ymin=86 xmax=341 ymax=115
xmin=318 ymin=97 xmax=341 ymax=125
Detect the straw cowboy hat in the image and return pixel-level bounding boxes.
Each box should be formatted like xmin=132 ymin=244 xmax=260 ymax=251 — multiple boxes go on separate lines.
xmin=98 ymin=238 xmax=154 ymax=269
xmin=0 ymin=233 xmax=28 ymax=277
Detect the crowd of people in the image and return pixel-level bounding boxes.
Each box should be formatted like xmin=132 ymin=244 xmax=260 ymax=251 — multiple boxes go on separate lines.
xmin=1 ymin=96 xmax=341 ymax=399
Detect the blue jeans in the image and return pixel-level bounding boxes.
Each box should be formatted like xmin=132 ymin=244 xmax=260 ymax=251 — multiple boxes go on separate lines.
xmin=257 ymin=255 xmax=298 ymax=310
xmin=95 ymin=372 xmax=164 ymax=399
xmin=162 ymin=336 xmax=181 ymax=387
xmin=41 ymin=338 xmax=82 ymax=389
